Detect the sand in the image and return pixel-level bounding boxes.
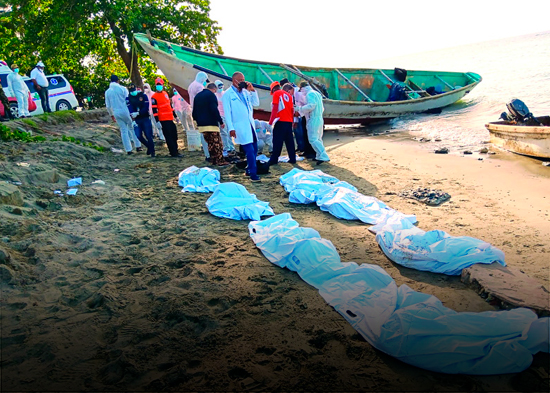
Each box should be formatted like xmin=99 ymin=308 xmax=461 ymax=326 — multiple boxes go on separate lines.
xmin=1 ymin=114 xmax=549 ymax=391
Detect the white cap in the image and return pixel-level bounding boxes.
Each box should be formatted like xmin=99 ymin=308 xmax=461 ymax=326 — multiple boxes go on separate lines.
xmin=36 ymin=61 xmax=45 ymax=67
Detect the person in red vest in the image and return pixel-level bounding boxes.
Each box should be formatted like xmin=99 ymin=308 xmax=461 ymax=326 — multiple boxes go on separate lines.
xmin=151 ymin=78 xmax=182 ymax=158
xmin=268 ymin=82 xmax=296 ymax=165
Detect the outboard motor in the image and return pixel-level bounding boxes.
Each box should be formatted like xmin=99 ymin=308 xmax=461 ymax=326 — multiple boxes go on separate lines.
xmin=503 ymin=99 xmax=541 ymax=125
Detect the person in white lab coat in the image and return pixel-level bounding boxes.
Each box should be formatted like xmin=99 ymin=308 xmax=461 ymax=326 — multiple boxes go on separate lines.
xmin=104 ymin=75 xmax=142 ymax=154
xmin=222 ymin=72 xmax=261 ymax=181
xmin=7 ymin=64 xmax=31 ymax=118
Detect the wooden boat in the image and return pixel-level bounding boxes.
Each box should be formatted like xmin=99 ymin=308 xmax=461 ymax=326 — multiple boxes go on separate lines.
xmin=135 ymin=33 xmax=482 ymax=125
xmin=485 ymin=117 xmax=550 ymax=158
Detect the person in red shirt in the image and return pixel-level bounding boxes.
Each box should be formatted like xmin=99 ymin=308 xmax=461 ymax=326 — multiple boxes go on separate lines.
xmin=268 ymin=82 xmax=296 ymax=165
xmin=151 ymin=78 xmax=182 ymax=158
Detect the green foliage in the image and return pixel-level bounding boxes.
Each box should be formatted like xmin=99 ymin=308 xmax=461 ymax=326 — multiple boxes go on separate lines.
xmin=0 ymin=124 xmax=46 ymax=142
xmin=0 ymin=1 xmax=221 ymax=107
xmin=61 ymin=135 xmax=105 ymax=152
xmin=21 ymin=118 xmax=38 ymax=128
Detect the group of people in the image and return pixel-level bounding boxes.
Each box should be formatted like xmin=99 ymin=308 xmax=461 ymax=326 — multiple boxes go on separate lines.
xmin=1 ymin=61 xmax=51 ymax=121
xmin=105 ymin=69 xmax=330 ymax=183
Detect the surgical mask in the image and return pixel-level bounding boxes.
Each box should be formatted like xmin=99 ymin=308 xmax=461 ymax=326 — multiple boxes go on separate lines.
xmin=173 ymin=90 xmax=178 ymax=95
xmin=217 ymin=86 xmax=223 ymax=91
xmin=238 ymin=81 xmax=247 ymax=90
xmin=130 ymin=91 xmax=138 ymax=96
xmin=156 ymin=85 xmax=163 ymax=92
xmin=14 ymin=68 xmax=19 ymax=74
xmin=202 ymin=81 xmax=207 ymax=87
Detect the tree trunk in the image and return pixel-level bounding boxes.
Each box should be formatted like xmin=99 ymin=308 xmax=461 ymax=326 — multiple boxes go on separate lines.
xmin=107 ymin=20 xmax=143 ymax=88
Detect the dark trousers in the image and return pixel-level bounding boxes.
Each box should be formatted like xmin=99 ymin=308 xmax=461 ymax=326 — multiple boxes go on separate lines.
xmin=37 ymin=87 xmax=51 ymax=113
xmin=160 ymin=120 xmax=179 ymax=156
xmin=294 ymin=118 xmax=305 ymax=151
xmin=241 ymin=128 xmax=258 ymax=177
xmin=268 ymin=121 xmax=296 ymax=165
xmin=302 ymin=116 xmax=315 ymax=158
xmin=135 ymin=117 xmax=155 ymax=156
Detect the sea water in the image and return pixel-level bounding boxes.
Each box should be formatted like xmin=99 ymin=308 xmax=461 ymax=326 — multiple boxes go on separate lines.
xmin=364 ymin=31 xmax=550 ymax=152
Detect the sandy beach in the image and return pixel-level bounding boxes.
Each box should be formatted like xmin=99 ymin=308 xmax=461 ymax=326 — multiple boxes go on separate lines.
xmin=1 ymin=113 xmax=549 ymax=391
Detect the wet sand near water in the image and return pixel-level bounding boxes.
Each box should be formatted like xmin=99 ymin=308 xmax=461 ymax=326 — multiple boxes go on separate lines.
xmin=1 ymin=116 xmax=548 ymax=391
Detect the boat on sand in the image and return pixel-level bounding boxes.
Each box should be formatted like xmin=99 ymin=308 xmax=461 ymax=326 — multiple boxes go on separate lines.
xmin=485 ymin=117 xmax=550 ymax=158
xmin=135 ymin=33 xmax=482 ymax=125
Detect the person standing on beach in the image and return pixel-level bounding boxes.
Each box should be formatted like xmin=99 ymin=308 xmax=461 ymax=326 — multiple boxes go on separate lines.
xmin=268 ymin=82 xmax=296 ymax=165
xmin=296 ymin=82 xmax=315 ymax=159
xmin=254 ymin=119 xmax=273 ymax=154
xmin=188 ymin=71 xmax=210 ymax=160
xmin=151 ymin=78 xmax=182 ymax=158
xmin=105 ymin=75 xmax=142 ymax=155
xmin=214 ymin=79 xmax=235 ymax=156
xmin=30 ymin=61 xmax=51 ymax=113
xmin=296 ymin=84 xmax=330 ymax=164
xmin=192 ymin=83 xmax=229 ymax=167
xmin=7 ymin=64 xmax=31 ymax=118
xmin=126 ymin=83 xmax=155 ymax=157
xmin=144 ymin=83 xmax=165 ymax=141
xmin=172 ymin=88 xmax=193 ymax=131
xmin=222 ymin=71 xmax=261 ymax=182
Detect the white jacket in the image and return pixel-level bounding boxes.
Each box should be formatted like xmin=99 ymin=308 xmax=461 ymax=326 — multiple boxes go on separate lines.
xmin=7 ymin=72 xmax=30 ymax=97
xmin=105 ymin=82 xmax=129 ymax=117
xmin=222 ymin=86 xmax=259 ymax=145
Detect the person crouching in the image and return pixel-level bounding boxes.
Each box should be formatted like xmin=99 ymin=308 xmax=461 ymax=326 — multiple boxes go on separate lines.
xmin=192 ymin=83 xmax=230 ymax=167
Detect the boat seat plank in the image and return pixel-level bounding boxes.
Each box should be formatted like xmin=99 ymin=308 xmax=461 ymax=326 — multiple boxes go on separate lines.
xmin=436 ymin=75 xmax=455 ymax=91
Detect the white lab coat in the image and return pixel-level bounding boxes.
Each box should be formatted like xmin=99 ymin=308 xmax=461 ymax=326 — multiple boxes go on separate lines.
xmin=7 ymin=72 xmax=30 ymax=117
xmin=222 ymin=86 xmax=260 ymax=146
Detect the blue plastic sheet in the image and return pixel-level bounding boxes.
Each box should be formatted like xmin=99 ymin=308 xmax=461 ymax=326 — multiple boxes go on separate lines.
xmin=206 ymin=182 xmax=275 ymax=221
xmin=249 ymin=213 xmax=549 ymax=375
xmin=178 ymin=166 xmax=220 ymax=193
xmin=369 ymin=215 xmax=506 ymax=275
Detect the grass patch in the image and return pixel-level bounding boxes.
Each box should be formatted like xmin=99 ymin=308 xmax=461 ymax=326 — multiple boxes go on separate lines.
xmin=49 ymin=110 xmax=84 ymax=122
xmin=21 ymin=118 xmax=39 ymax=128
xmin=0 ymin=124 xmax=46 ymax=142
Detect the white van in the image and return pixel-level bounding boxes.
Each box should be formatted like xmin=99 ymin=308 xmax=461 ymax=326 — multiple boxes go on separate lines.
xmin=0 ymin=64 xmax=79 ymax=118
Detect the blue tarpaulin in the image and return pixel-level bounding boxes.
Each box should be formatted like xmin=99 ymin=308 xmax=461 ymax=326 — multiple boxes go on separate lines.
xmin=249 ymin=213 xmax=549 ymax=375
xmin=178 ymin=166 xmax=220 ymax=193
xmin=369 ymin=215 xmax=506 ymax=275
xmin=206 ymin=182 xmax=275 ymax=221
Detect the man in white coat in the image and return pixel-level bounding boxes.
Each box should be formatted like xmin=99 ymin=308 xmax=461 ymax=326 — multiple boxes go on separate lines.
xmin=105 ymin=75 xmax=142 ymax=155
xmin=222 ymin=72 xmax=261 ymax=182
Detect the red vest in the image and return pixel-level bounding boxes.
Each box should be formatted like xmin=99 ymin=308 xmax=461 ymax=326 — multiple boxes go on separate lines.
xmin=151 ymin=91 xmax=174 ymax=121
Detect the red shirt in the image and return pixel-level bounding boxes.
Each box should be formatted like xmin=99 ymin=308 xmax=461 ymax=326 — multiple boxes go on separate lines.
xmin=269 ymin=90 xmax=294 ymax=124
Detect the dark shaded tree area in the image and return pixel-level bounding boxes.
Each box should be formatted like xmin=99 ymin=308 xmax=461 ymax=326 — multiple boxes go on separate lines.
xmin=0 ymin=0 xmax=222 ymax=107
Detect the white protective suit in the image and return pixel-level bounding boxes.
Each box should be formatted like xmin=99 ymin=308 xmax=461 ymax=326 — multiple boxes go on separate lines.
xmin=188 ymin=71 xmax=210 ymax=158
xmin=254 ymin=119 xmax=273 ymax=153
xmin=144 ymin=83 xmax=165 ymax=140
xmin=7 ymin=71 xmax=30 ymax=117
xmin=297 ymin=86 xmax=330 ymax=162
xmin=105 ymin=82 xmax=141 ymax=152
xmin=214 ymin=80 xmax=235 ymax=154
xmin=172 ymin=91 xmax=193 ymax=131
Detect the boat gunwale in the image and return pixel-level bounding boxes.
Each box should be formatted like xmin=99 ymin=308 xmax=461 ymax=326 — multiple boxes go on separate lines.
xmin=485 ymin=122 xmax=550 ymax=135
xmin=135 ymin=33 xmax=481 ymax=106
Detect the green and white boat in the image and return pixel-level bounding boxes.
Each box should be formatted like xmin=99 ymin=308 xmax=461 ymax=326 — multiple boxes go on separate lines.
xmin=135 ymin=33 xmax=482 ymax=125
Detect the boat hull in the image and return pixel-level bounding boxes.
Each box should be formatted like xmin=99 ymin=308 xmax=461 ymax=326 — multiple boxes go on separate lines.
xmin=137 ymin=36 xmax=480 ymax=125
xmin=486 ymin=121 xmax=550 ymax=158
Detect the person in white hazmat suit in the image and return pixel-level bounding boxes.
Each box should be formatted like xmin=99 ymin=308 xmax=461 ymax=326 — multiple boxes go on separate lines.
xmin=254 ymin=119 xmax=273 ymax=154
xmin=295 ymin=85 xmax=330 ymax=164
xmin=143 ymin=83 xmax=165 ymax=141
xmin=7 ymin=64 xmax=31 ymax=118
xmin=105 ymin=75 xmax=142 ymax=154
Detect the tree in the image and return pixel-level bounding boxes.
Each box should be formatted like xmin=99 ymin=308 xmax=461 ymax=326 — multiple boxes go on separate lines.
xmin=0 ymin=0 xmax=221 ymax=106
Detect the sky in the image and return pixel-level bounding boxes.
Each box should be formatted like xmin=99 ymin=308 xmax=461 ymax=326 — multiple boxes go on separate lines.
xmin=209 ymin=0 xmax=549 ymax=67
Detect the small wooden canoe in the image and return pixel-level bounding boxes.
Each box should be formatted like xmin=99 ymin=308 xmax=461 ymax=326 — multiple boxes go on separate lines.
xmin=135 ymin=33 xmax=482 ymax=125
xmin=485 ymin=116 xmax=550 ymax=158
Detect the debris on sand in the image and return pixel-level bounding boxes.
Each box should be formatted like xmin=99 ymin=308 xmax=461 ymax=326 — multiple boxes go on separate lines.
xmin=399 ymin=187 xmax=451 ymax=206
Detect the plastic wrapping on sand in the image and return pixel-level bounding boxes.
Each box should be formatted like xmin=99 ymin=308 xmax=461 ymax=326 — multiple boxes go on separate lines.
xmin=206 ymin=182 xmax=275 ymax=221
xmin=369 ymin=215 xmax=506 ymax=275
xmin=249 ymin=213 xmax=549 ymax=375
xmin=178 ymin=166 xmax=220 ymax=193
xmin=280 ymin=168 xmax=416 ymax=225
